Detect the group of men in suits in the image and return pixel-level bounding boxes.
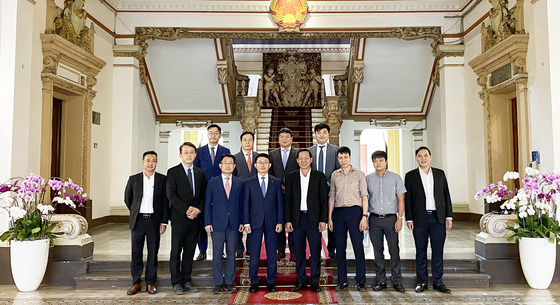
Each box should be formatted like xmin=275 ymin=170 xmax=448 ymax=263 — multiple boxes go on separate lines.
xmin=123 ymin=121 xmax=454 ymax=296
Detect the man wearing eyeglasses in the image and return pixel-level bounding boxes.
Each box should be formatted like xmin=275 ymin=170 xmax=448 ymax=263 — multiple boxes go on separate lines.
xmin=194 ymin=124 xmax=231 ymax=261
xmin=204 ymin=154 xmax=245 ymax=294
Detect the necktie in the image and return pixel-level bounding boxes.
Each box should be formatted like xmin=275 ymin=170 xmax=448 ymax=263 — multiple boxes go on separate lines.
xmin=187 ymin=168 xmax=195 ymax=196
xmin=282 ymin=149 xmax=288 ymax=169
xmin=225 ymin=177 xmax=230 ymax=199
xmin=210 ymin=147 xmax=216 ymax=165
xmin=318 ymin=145 xmax=325 ymax=173
xmin=246 ymin=153 xmax=252 ymax=173
xmin=261 ymin=177 xmax=266 ymax=198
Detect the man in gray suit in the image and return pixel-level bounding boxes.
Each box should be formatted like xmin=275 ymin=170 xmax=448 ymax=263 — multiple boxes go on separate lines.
xmin=308 ymin=123 xmax=340 ymax=259
xmin=233 ymin=131 xmax=258 ymax=258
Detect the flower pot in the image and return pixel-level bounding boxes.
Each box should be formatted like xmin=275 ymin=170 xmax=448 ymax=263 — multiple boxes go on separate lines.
xmin=10 ymin=239 xmax=50 ymax=291
xmin=518 ymin=237 xmax=557 ymax=289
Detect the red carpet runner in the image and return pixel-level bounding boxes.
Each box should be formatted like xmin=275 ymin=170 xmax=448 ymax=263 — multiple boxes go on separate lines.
xmin=229 ymin=234 xmax=337 ymax=304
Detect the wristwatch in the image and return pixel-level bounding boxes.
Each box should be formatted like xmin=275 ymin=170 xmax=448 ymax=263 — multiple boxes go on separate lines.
xmin=397 ymin=215 xmax=404 ymax=220
xmin=363 ymin=214 xmax=369 ymax=219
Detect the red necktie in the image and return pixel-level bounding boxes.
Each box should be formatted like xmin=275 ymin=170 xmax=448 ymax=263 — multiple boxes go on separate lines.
xmin=246 ymin=153 xmax=252 ymax=173
xmin=225 ymin=177 xmax=231 ymax=199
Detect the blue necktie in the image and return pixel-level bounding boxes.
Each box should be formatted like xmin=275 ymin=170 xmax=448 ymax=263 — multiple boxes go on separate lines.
xmin=187 ymin=168 xmax=195 ymax=196
xmin=282 ymin=149 xmax=288 ymax=169
xmin=318 ymin=145 xmax=325 ymax=173
xmin=261 ymin=177 xmax=266 ymax=198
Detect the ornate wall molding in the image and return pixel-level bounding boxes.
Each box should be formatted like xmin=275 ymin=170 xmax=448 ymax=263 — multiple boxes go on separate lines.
xmin=233 ymin=47 xmax=351 ymax=54
xmin=351 ymin=60 xmax=364 ymax=84
xmin=108 ymin=0 xmax=462 ymax=12
xmin=217 ymin=60 xmax=228 ymax=84
xmin=479 ymin=212 xmax=516 ymax=238
xmin=51 ymin=214 xmax=88 ymax=239
xmin=370 ymin=118 xmax=406 ymax=127
xmin=175 ymin=120 xmax=212 ymax=128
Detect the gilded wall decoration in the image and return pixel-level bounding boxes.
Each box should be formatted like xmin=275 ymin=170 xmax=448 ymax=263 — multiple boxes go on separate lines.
xmin=323 ymin=98 xmax=342 ymax=146
xmin=46 ymin=0 xmax=95 ymax=53
xmin=270 ymin=0 xmax=308 ymax=32
xmin=262 ymin=52 xmax=322 ymax=107
xmin=240 ymin=97 xmax=260 ymax=133
xmin=481 ymin=0 xmax=525 ymax=53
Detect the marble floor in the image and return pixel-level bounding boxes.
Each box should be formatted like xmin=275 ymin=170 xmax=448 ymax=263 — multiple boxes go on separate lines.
xmin=89 ymin=221 xmax=480 ymax=261
xmin=1 ymin=284 xmax=559 ymax=304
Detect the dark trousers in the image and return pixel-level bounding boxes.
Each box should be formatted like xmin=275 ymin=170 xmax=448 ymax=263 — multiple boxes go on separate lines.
xmin=131 ymin=216 xmax=161 ymax=285
xmin=333 ymin=206 xmax=366 ymax=285
xmin=211 ymin=224 xmax=238 ymax=286
xmin=198 ymin=222 xmax=208 ymax=253
xmin=412 ymin=213 xmax=446 ymax=284
xmin=368 ymin=215 xmax=402 ymax=284
xmin=327 ymin=229 xmax=336 ymax=254
xmin=277 ymin=230 xmax=295 ymax=257
xmin=170 ymin=220 xmax=199 ymax=286
xmin=292 ymin=213 xmax=322 ymax=284
xmin=248 ymin=225 xmax=277 ymax=284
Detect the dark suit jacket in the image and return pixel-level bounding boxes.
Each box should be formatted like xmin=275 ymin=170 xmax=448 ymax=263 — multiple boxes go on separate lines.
xmin=166 ymin=163 xmax=207 ymax=223
xmin=124 ymin=172 xmax=169 ymax=230
xmin=194 ymin=144 xmax=231 ymax=181
xmin=204 ymin=175 xmax=245 ymax=232
xmin=269 ymin=147 xmax=299 ymax=182
xmin=284 ymin=169 xmax=328 ymax=230
xmin=309 ymin=143 xmax=340 ymax=183
xmin=233 ymin=150 xmax=258 ymax=180
xmin=243 ymin=175 xmax=284 ymax=231
xmin=404 ymin=167 xmax=453 ymax=226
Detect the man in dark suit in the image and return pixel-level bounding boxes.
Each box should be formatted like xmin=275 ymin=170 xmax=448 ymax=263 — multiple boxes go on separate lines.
xmin=124 ymin=151 xmax=169 ymax=295
xmin=194 ymin=124 xmax=231 ymax=261
xmin=244 ymin=153 xmax=284 ymax=293
xmin=232 ymin=131 xmax=258 ymax=258
xmin=269 ymin=127 xmax=298 ymax=261
xmin=405 ymin=146 xmax=453 ymax=294
xmin=308 ymin=123 xmax=340 ymax=259
xmin=284 ymin=149 xmax=328 ymax=293
xmin=205 ymin=154 xmax=245 ymax=294
xmin=167 ymin=142 xmax=207 ymax=295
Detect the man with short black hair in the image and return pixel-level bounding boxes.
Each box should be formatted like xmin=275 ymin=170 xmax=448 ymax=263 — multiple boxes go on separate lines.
xmin=167 ymin=142 xmax=207 ymax=294
xmin=269 ymin=127 xmax=298 ymax=261
xmin=205 ymin=154 xmax=245 ymax=294
xmin=124 ymin=151 xmax=169 ymax=295
xmin=405 ymin=146 xmax=453 ymax=294
xmin=194 ymin=124 xmax=231 ymax=261
xmin=308 ymin=123 xmax=340 ymax=259
xmin=233 ymin=131 xmax=258 ymax=258
xmin=328 ymin=147 xmax=369 ymax=291
xmin=366 ymin=150 xmax=406 ymax=293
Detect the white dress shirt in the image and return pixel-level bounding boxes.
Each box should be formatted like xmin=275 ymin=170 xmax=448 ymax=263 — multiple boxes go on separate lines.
xmin=419 ymin=167 xmax=436 ymax=211
xmin=139 ymin=173 xmax=155 ymax=213
xmin=299 ymin=170 xmax=311 ymax=211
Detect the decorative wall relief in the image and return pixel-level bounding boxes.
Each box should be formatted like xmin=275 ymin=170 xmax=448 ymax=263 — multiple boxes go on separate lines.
xmin=46 ymin=0 xmax=95 ymax=53
xmin=270 ymin=0 xmax=308 ymax=32
xmin=481 ymin=0 xmax=525 ymax=53
xmin=262 ymin=52 xmax=322 ymax=107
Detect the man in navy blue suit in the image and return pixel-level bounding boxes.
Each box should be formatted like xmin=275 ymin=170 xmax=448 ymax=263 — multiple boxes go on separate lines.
xmin=194 ymin=124 xmax=231 ymax=261
xmin=243 ymin=153 xmax=284 ymax=293
xmin=205 ymin=154 xmax=245 ymax=294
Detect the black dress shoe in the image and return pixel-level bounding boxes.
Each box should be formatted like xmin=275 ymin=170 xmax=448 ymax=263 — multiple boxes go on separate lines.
xmin=173 ymin=284 xmax=184 ymax=295
xmin=433 ymin=283 xmax=451 ymax=293
xmin=357 ymin=283 xmax=366 ymax=291
xmin=372 ymin=282 xmax=387 ymax=291
xmin=335 ymin=283 xmax=348 ymax=291
xmin=276 ymin=252 xmax=285 ymax=261
xmin=415 ymin=282 xmax=428 ymax=293
xmin=290 ymin=282 xmax=308 ymax=292
xmin=249 ymin=284 xmax=259 ymax=293
xmin=393 ymin=283 xmax=405 ymax=293
xmin=267 ymin=283 xmax=277 ymax=292
xmin=310 ymin=283 xmax=322 ymax=292
xmin=213 ymin=285 xmax=223 ymax=294
xmin=224 ymin=284 xmax=237 ymax=293
xmin=183 ymin=281 xmax=199 ymax=292
xmin=328 ymin=251 xmax=336 ymax=259
xmin=235 ymin=252 xmax=244 ymax=259
xmin=195 ymin=252 xmax=206 ymax=261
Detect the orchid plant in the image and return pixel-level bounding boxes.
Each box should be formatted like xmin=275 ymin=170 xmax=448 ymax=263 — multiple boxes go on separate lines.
xmin=475 ymin=167 xmax=560 ymax=244
xmin=0 ymin=173 xmax=86 ymax=246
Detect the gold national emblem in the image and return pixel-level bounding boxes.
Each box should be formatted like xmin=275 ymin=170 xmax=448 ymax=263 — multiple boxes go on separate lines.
xmin=264 ymin=291 xmax=303 ymax=300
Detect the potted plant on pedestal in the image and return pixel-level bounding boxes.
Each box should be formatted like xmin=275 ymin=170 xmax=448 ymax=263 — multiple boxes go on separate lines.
xmin=0 ymin=173 xmax=86 ymax=291
xmin=475 ymin=168 xmax=560 ymax=289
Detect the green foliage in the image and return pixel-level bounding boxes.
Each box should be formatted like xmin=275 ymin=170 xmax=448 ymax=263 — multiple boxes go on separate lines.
xmin=506 ymin=213 xmax=560 ymax=245
xmin=0 ymin=209 xmax=63 ymax=247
